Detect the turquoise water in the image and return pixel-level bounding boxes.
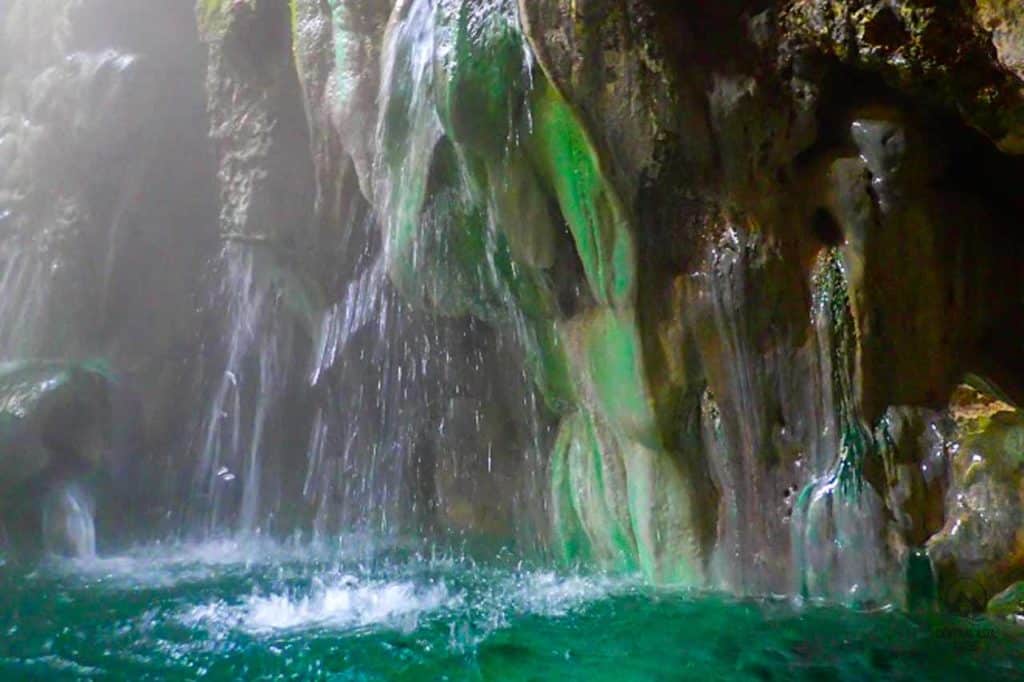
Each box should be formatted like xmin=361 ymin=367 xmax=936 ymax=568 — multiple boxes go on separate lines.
xmin=1 ymin=541 xmax=1022 ymax=681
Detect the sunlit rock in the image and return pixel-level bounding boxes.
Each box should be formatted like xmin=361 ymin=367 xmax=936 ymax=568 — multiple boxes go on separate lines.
xmin=0 ymin=362 xmax=136 ymax=557
xmin=5 ymin=0 xmax=1024 ymax=619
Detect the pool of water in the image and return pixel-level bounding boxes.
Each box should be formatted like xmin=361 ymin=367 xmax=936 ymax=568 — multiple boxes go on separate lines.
xmin=1 ymin=540 xmax=1022 ymax=680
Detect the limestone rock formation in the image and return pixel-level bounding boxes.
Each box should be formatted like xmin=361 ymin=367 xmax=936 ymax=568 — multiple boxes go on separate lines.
xmin=3 ymin=0 xmax=1024 ymax=613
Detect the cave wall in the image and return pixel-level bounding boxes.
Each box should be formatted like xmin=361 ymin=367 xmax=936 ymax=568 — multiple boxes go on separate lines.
xmin=2 ymin=0 xmax=1024 ymax=613
xmin=298 ymin=0 xmax=1024 ymax=606
xmin=0 ymin=0 xmax=217 ymax=550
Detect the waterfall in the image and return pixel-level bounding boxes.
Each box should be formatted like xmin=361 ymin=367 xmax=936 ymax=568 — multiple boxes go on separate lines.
xmin=2 ymin=0 xmax=1020 ymax=622
xmin=0 ymin=249 xmax=51 ymax=360
xmin=189 ymin=243 xmax=300 ymax=536
xmin=42 ymin=481 xmax=96 ymax=559
xmin=176 ymin=0 xmax=555 ymax=550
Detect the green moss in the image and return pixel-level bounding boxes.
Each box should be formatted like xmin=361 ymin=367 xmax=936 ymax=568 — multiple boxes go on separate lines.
xmin=550 ymin=413 xmax=595 ymax=565
xmin=549 ymin=308 xmax=704 ymax=583
xmin=529 ymin=79 xmax=636 ymax=309
xmin=197 ymin=0 xmax=232 ymax=36
xmin=522 ymin=319 xmax=576 ymax=412
xmin=575 ymin=308 xmax=659 ymax=448
xmin=433 ymin=0 xmax=526 ymax=155
xmin=320 ymin=0 xmax=358 ymax=107
xmin=377 ymin=0 xmax=637 ymax=314
xmin=988 ymin=581 xmax=1024 ymax=617
xmin=550 ymin=411 xmax=639 ymax=571
xmin=813 ymin=249 xmax=873 ymax=495
xmin=374 ymin=0 xmax=703 ymax=584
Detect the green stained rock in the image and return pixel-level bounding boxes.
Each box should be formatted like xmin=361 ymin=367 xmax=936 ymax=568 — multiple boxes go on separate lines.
xmin=381 ymin=139 xmax=482 ymax=315
xmin=376 ymin=1 xmax=560 ymax=322
xmin=374 ymin=0 xmax=704 ymax=585
xmin=487 ymin=151 xmax=557 ymax=269
xmin=550 ymin=408 xmax=703 ymax=584
xmin=565 ymin=308 xmax=659 ymax=449
xmin=380 ymin=135 xmax=552 ymax=321
xmin=433 ymin=0 xmax=527 ymax=156
xmin=519 ymin=318 xmax=575 ymax=413
xmin=529 ymin=78 xmax=636 ymax=309
xmin=318 ymin=0 xmax=367 ymax=109
xmin=550 ymin=410 xmax=638 ymax=571
xmin=540 ymin=306 xmax=706 ymax=582
xmin=987 ymin=581 xmax=1024 ymax=618
xmin=378 ymin=0 xmax=635 ymax=313
xmin=0 ymin=362 xmax=114 ymax=502
xmin=620 ymin=433 xmax=704 ymax=585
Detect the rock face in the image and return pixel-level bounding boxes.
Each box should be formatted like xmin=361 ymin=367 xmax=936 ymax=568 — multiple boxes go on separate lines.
xmin=0 ymin=362 xmax=139 ymax=557
xmin=3 ymin=0 xmax=1024 ymax=611
xmin=0 ymin=0 xmax=214 ymax=551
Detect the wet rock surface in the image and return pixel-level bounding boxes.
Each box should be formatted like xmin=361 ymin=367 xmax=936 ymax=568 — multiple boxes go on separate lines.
xmin=2 ymin=0 xmax=1024 ymax=613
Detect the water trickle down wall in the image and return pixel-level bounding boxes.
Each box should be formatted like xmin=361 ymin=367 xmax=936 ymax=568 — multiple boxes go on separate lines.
xmin=191 ymin=0 xmax=318 ymax=536
xmin=193 ymin=0 xmax=545 ymax=549
xmin=288 ymin=0 xmax=707 ymax=582
xmin=291 ymin=0 xmax=559 ymax=549
xmin=3 ymin=0 xmax=1024 ymax=615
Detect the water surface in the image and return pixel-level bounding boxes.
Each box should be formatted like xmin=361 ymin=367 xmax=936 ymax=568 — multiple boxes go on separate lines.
xmin=1 ymin=541 xmax=1022 ymax=680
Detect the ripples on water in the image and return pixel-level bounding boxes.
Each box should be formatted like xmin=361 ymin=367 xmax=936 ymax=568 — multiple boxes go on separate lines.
xmin=1 ymin=540 xmax=1023 ymax=680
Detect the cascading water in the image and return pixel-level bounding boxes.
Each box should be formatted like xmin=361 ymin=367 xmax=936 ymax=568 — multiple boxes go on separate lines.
xmin=179 ymin=0 xmax=558 ymax=552
xmin=191 ymin=243 xmax=301 ymax=535
xmin=41 ymin=481 xmax=95 ymax=559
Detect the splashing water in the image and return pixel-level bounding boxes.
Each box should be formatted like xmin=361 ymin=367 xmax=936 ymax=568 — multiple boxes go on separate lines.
xmin=185 ymin=575 xmax=453 ymax=634
xmin=2 ymin=540 xmax=1023 ymax=680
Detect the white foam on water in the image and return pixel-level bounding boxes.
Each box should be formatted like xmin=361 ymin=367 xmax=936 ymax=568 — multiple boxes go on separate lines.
xmin=49 ymin=536 xmax=361 ymax=588
xmin=42 ymin=537 xmax=638 ymax=643
xmin=245 ymin=576 xmax=451 ymax=632
xmin=438 ymin=568 xmax=640 ymax=652
xmin=183 ymin=575 xmax=453 ymax=635
xmin=506 ymin=570 xmax=634 ymax=617
xmin=51 ymin=538 xmax=278 ymax=585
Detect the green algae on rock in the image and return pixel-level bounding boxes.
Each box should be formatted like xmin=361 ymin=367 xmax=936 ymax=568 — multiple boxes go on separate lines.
xmin=367 ymin=0 xmax=705 ymax=582
xmin=989 ymin=581 xmax=1024 ymax=619
xmin=5 ymin=0 xmax=1024 ymax=625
